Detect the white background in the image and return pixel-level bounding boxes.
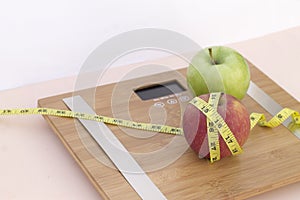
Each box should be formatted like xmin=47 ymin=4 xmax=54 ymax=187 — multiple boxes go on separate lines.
xmin=1 ymin=0 xmax=300 ymax=90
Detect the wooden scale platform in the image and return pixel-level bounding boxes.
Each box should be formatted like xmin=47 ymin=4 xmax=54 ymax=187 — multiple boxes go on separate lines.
xmin=38 ymin=60 xmax=300 ymax=199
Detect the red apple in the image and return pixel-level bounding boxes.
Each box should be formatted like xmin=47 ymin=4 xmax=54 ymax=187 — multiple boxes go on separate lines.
xmin=183 ymin=93 xmax=250 ymax=159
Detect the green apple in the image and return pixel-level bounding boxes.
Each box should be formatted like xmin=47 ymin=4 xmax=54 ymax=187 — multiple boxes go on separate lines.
xmin=187 ymin=46 xmax=250 ymax=100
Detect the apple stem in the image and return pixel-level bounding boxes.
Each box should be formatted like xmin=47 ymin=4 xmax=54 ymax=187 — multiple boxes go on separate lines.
xmin=208 ymin=48 xmax=216 ymax=65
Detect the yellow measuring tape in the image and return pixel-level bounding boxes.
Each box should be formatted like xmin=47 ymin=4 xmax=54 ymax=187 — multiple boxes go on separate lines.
xmin=190 ymin=94 xmax=243 ymax=162
xmin=206 ymin=93 xmax=221 ymax=162
xmin=0 ymin=93 xmax=299 ymax=163
xmin=189 ymin=94 xmax=300 ymax=162
xmin=0 ymin=107 xmax=183 ymax=135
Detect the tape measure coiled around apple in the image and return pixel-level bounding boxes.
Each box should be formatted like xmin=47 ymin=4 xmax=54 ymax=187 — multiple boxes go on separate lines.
xmin=189 ymin=94 xmax=244 ymax=162
xmin=0 ymin=93 xmax=299 ymax=163
xmin=189 ymin=93 xmax=300 ymax=163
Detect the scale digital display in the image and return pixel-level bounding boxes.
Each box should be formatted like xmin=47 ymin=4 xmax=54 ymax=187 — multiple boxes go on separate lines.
xmin=134 ymin=80 xmax=186 ymax=100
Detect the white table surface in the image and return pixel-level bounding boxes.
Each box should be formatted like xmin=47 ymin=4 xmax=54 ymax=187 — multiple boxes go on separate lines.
xmin=0 ymin=26 xmax=300 ymax=200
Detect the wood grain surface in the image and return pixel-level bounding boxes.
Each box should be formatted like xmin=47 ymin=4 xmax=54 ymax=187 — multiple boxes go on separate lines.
xmin=38 ymin=60 xmax=300 ymax=200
